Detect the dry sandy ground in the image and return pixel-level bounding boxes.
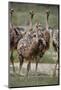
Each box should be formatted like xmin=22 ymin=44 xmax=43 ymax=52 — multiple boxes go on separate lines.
xmin=10 ymin=62 xmax=58 ymax=77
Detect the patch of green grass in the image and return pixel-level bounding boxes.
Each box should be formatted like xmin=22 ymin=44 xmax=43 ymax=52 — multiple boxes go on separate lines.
xmin=39 ymin=42 xmax=58 ymax=64
xmin=41 ymin=53 xmax=55 ymax=64
xmin=9 ymin=73 xmax=59 ymax=87
xmin=13 ymin=50 xmax=19 ymax=63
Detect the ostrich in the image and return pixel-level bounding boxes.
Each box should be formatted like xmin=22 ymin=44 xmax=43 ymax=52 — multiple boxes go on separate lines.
xmin=9 ymin=9 xmax=23 ymax=72
xmin=34 ymin=10 xmax=50 ymax=73
xmin=17 ymin=10 xmax=50 ymax=76
xmin=17 ymin=24 xmax=46 ymax=76
xmin=10 ymin=9 xmax=35 ymax=72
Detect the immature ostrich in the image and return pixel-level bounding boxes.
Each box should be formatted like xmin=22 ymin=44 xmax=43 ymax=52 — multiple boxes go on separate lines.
xmin=10 ymin=9 xmax=23 ymax=72
xmin=17 ymin=10 xmax=50 ymax=76
xmin=34 ymin=10 xmax=50 ymax=73
xmin=33 ymin=10 xmax=50 ymax=73
xmin=17 ymin=24 xmax=45 ymax=76
xmin=10 ymin=9 xmax=35 ymax=72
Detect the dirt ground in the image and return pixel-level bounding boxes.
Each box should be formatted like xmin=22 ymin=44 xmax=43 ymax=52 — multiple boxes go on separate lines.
xmin=9 ymin=63 xmax=59 ymax=88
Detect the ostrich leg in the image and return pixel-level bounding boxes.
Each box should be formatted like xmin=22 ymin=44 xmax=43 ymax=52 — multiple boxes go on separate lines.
xmin=35 ymin=60 xmax=38 ymax=73
xmin=53 ymin=60 xmax=58 ymax=77
xmin=19 ymin=54 xmax=24 ymax=75
xmin=53 ymin=48 xmax=58 ymax=77
xmin=26 ymin=60 xmax=31 ymax=77
xmin=10 ymin=50 xmax=15 ymax=72
xmin=35 ymin=56 xmax=39 ymax=75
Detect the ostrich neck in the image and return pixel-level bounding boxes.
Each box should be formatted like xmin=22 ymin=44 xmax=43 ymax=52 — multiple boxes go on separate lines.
xmin=29 ymin=18 xmax=32 ymax=29
xmin=35 ymin=28 xmax=39 ymax=42
xmin=10 ymin=13 xmax=13 ymax=28
xmin=46 ymin=15 xmax=49 ymax=31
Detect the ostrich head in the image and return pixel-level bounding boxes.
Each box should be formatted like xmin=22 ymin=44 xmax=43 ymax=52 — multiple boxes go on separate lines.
xmin=46 ymin=10 xmax=50 ymax=21
xmin=10 ymin=9 xmax=14 ymax=15
xmin=29 ymin=10 xmax=34 ymax=20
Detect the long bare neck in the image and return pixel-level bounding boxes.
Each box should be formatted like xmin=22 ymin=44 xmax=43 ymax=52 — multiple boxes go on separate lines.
xmin=29 ymin=18 xmax=32 ymax=29
xmin=10 ymin=14 xmax=13 ymax=28
xmin=35 ymin=24 xmax=39 ymax=42
xmin=29 ymin=11 xmax=34 ymax=30
xmin=46 ymin=15 xmax=48 ymax=31
xmin=10 ymin=9 xmax=14 ymax=28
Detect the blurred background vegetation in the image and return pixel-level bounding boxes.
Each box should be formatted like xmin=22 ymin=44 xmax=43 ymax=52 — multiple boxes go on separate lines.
xmin=9 ymin=2 xmax=59 ymax=29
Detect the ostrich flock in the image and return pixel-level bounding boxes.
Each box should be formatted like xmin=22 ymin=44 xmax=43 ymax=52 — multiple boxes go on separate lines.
xmin=10 ymin=9 xmax=59 ymax=77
